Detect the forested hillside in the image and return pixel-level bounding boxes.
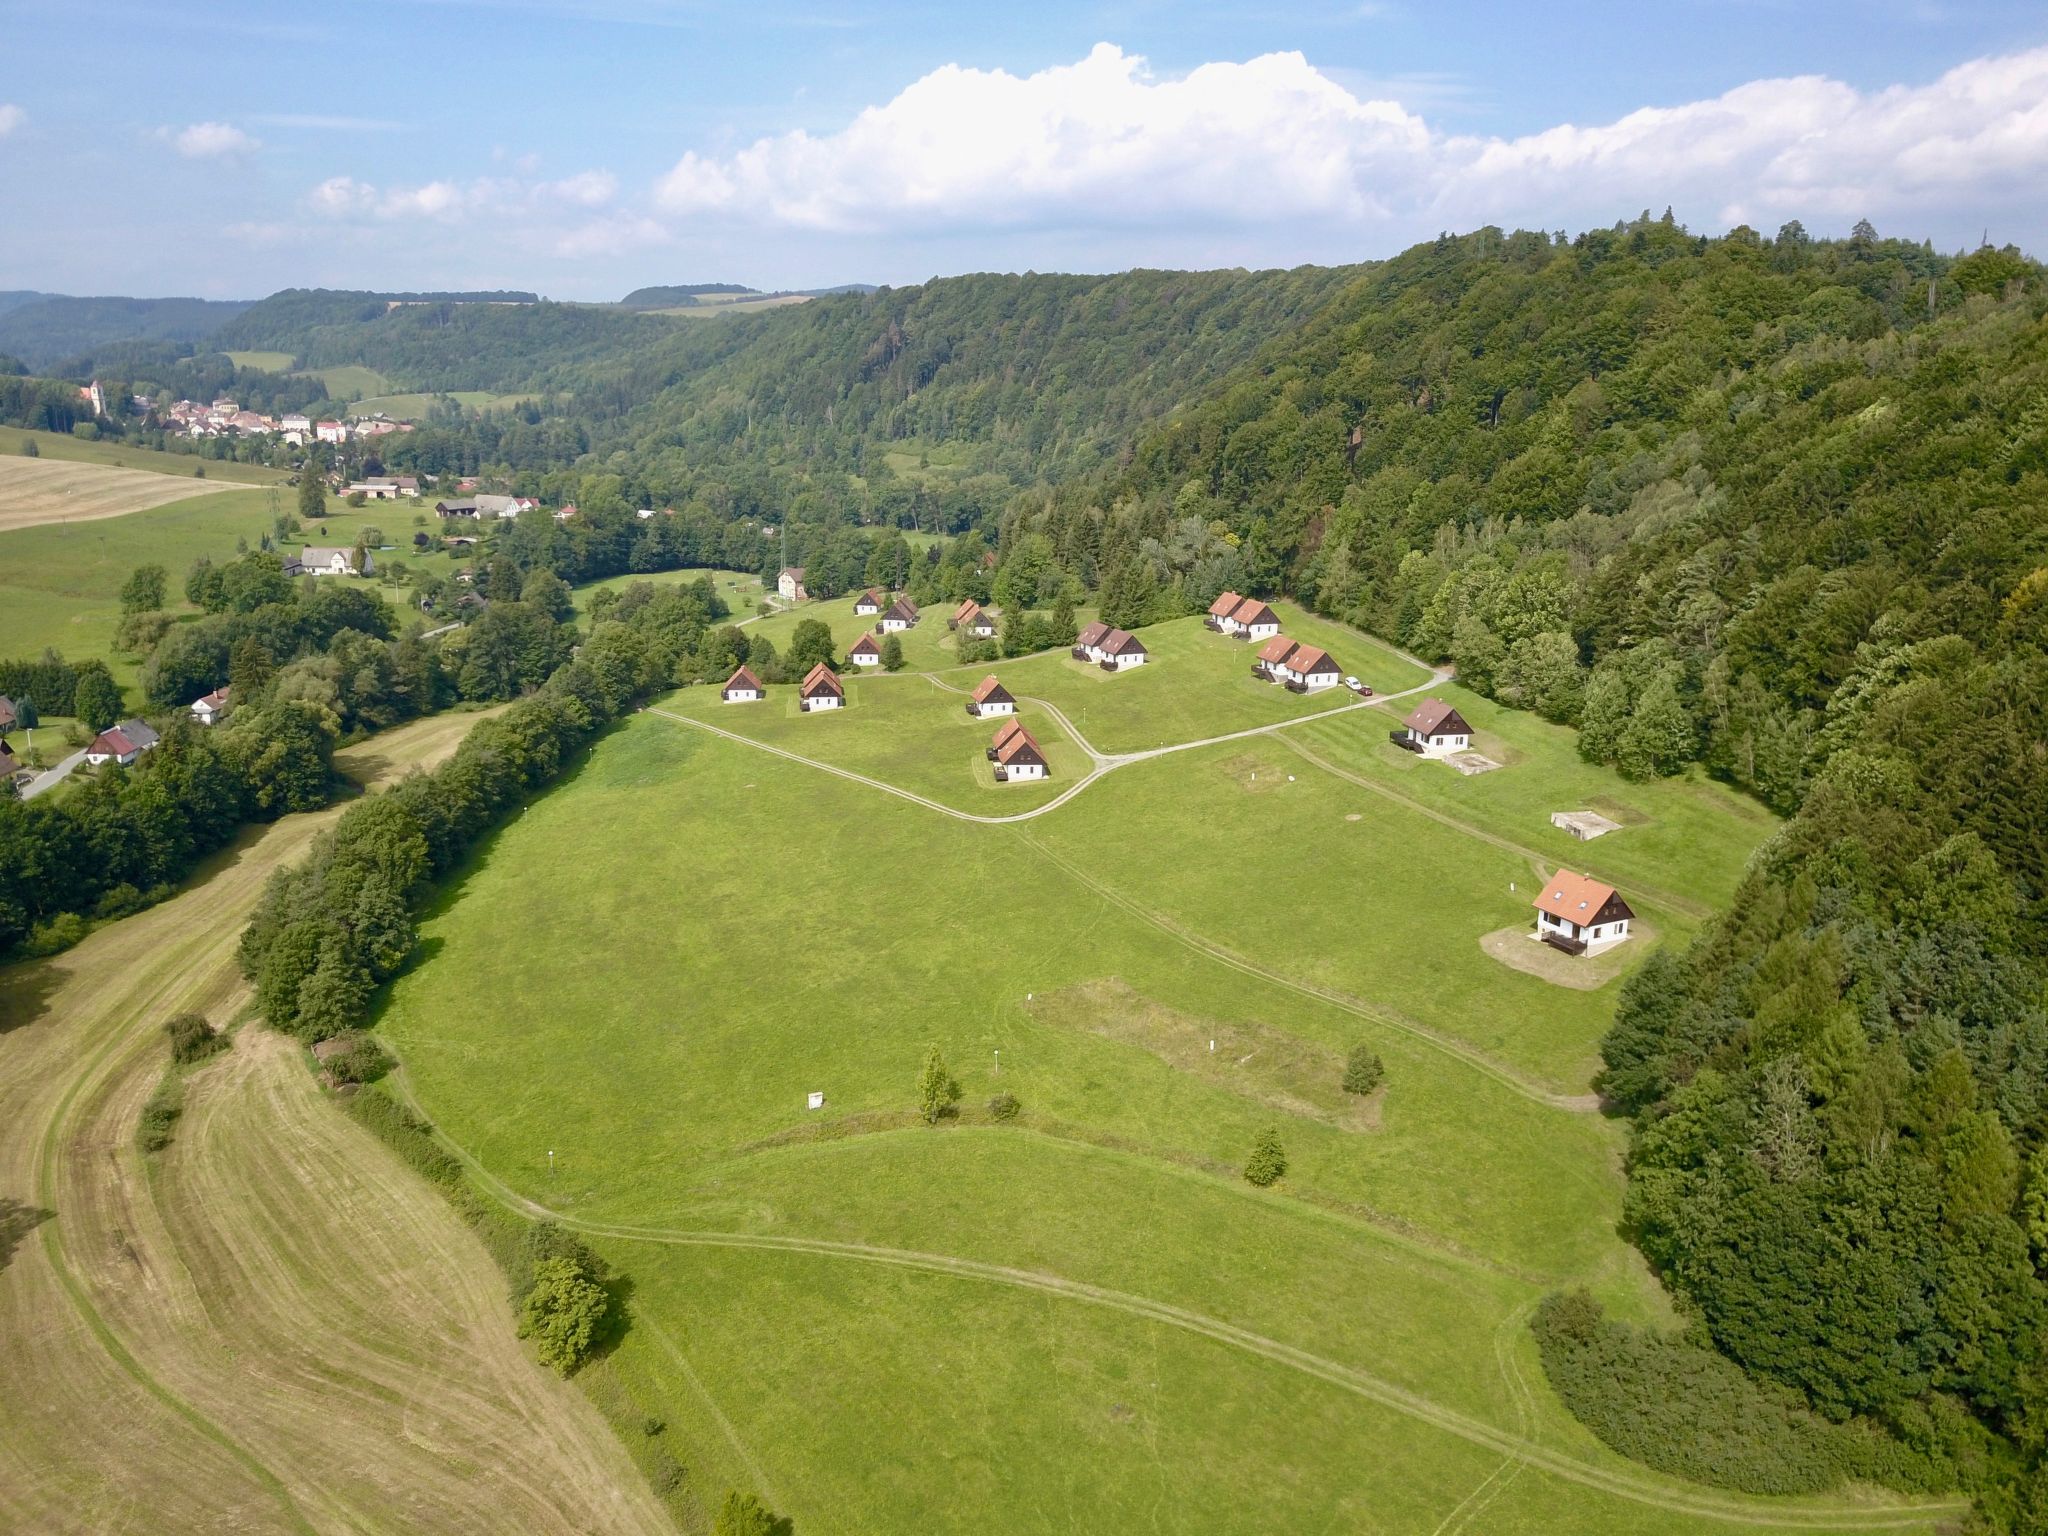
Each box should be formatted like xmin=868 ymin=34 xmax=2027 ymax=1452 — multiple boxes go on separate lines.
xmin=0 ymin=295 xmax=254 ymax=370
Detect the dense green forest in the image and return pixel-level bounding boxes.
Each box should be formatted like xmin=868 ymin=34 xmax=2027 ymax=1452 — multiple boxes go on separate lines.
xmin=0 ymin=295 xmax=254 ymax=370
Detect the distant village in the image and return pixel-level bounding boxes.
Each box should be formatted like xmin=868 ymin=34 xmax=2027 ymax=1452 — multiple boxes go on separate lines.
xmin=76 ymin=380 xmax=419 ymax=445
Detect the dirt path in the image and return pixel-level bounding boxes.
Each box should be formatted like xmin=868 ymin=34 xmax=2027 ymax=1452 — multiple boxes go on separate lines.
xmin=0 ymin=712 xmax=669 ymax=1536
xmin=402 ymin=1103 xmax=1955 ymax=1533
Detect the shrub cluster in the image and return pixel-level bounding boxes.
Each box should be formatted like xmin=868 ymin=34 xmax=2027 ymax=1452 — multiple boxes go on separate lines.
xmin=1341 ymin=1044 xmax=1383 ymax=1096
xmin=1532 ymin=1290 xmax=1964 ymax=1497
xmin=136 ymin=1074 xmax=183 ymax=1154
xmin=165 ymin=1012 xmax=227 ymax=1064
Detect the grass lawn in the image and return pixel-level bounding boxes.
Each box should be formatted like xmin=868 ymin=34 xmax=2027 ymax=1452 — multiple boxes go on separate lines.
xmin=373 ymin=709 xmax=1933 ymax=1532
xmin=293 ymin=363 xmax=391 ymax=401
xmin=982 ymin=604 xmax=1433 ymax=755
xmin=658 ymin=672 xmax=1089 ymax=811
xmin=570 ymin=566 xmax=765 ymax=625
xmin=0 ymin=491 xmax=411 ymax=697
xmin=0 ymin=426 xmax=283 ymax=486
xmin=223 ymin=349 xmax=296 ymax=371
xmin=740 ymin=597 xmax=1000 ymax=673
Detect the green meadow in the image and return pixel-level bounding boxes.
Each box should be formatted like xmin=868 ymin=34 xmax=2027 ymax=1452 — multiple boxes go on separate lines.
xmin=570 ymin=566 xmax=767 ymax=626
xmin=739 ymin=594 xmax=997 ymax=672
xmin=349 ymin=390 xmax=536 ymax=419
xmin=355 ymin=610 xmax=1929 ymax=1535
xmin=0 ymin=426 xmax=283 ymax=485
xmin=293 ymin=363 xmax=392 ymax=401
xmin=223 ymin=348 xmax=297 ymax=371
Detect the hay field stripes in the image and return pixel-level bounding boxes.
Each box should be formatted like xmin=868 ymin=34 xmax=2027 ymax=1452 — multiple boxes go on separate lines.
xmin=643 ymin=665 xmax=1446 ymax=827
xmin=0 ymin=453 xmax=231 ymax=533
xmin=0 ymin=712 xmax=670 ymax=1536
xmin=388 ymin=1088 xmax=1960 ymax=1532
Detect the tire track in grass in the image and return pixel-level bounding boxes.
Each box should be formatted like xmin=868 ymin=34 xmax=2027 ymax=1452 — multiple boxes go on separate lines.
xmin=403 ymin=1095 xmax=1956 ymax=1532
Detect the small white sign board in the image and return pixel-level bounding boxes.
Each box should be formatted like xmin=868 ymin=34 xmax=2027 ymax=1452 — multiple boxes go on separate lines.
xmin=807 ymin=1091 xmax=825 ymax=1110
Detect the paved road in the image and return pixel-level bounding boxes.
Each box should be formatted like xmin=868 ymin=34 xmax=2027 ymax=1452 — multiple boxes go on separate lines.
xmin=19 ymin=748 xmax=85 ymax=801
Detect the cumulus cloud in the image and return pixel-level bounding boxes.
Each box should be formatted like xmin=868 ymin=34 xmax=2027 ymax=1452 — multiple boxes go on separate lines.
xmin=652 ymin=42 xmax=2048 ymax=243
xmin=0 ymin=103 xmax=23 ymax=138
xmin=166 ymin=121 xmax=260 ymax=158
xmin=305 ymin=168 xmax=618 ymax=223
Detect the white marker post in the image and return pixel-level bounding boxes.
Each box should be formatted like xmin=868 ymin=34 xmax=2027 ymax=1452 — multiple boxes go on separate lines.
xmin=994 ymin=1049 xmax=1000 ymax=1076
xmin=547 ymin=1149 xmax=554 ymax=1176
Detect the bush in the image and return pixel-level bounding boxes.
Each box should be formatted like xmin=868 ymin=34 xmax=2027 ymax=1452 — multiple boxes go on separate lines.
xmin=1341 ymin=1044 xmax=1384 ymax=1096
xmin=518 ymin=1254 xmax=611 ymax=1373
xmin=321 ymin=1031 xmax=392 ymax=1085
xmin=1531 ymin=1290 xmax=1956 ymax=1496
xmin=137 ymin=1074 xmax=183 ymax=1153
xmin=988 ymin=1091 xmax=1021 ymax=1121
xmin=166 ymin=1012 xmax=227 ymax=1064
xmin=19 ymin=437 xmax=38 ymax=456
xmin=715 ymin=1490 xmax=794 ymax=1536
xmin=24 ymin=912 xmax=89 ymax=958
xmin=344 ymin=1088 xmax=463 ymax=1186
xmin=1244 ymin=1127 xmax=1287 ymax=1187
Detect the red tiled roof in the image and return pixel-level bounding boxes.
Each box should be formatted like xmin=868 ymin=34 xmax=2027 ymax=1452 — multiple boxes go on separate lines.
xmin=1207 ymin=591 xmax=1242 ymax=618
xmin=1100 ymin=629 xmax=1147 ymax=656
xmin=1288 ymin=645 xmax=1337 ymax=676
xmin=800 ymin=662 xmax=843 ymax=696
xmin=1256 ymin=635 xmax=1298 ymax=665
xmin=1230 ymin=598 xmax=1278 ymax=627
xmin=991 ymin=718 xmax=1030 ymax=750
xmin=855 ymin=588 xmax=883 ymax=608
xmin=1402 ymin=698 xmax=1470 ymax=738
xmin=952 ymin=599 xmax=982 ymax=623
xmin=972 ymin=675 xmax=1013 ymax=705
xmin=1534 ymin=870 xmax=1634 ymax=925
xmin=884 ymin=596 xmax=919 ymax=622
xmin=995 ymin=730 xmax=1046 ymax=766
xmin=848 ymin=633 xmax=881 ymax=655
xmin=723 ymin=666 xmax=764 ymax=694
xmin=89 ymin=728 xmax=136 ymax=757
xmin=1074 ymin=620 xmax=1111 ymax=648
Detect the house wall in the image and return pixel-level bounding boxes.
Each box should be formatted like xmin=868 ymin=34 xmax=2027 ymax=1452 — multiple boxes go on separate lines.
xmin=850 ymin=653 xmax=880 ymax=666
xmin=1002 ymin=761 xmax=1046 ymax=780
xmin=1108 ymin=652 xmax=1145 ymax=669
xmin=724 ymin=689 xmax=761 ymax=702
xmin=1246 ymin=621 xmax=1279 ymax=640
xmin=978 ymin=700 xmax=1015 ymax=716
xmin=881 ymin=617 xmax=908 ymax=631
xmin=804 ymin=694 xmax=842 ymax=709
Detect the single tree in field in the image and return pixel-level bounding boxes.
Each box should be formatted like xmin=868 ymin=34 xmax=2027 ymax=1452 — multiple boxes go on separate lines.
xmin=916 ymin=1044 xmax=961 ymax=1125
xmin=517 ymin=1255 xmax=611 ymax=1374
xmin=1342 ymin=1044 xmax=1384 ymax=1096
xmin=714 ymin=1489 xmax=793 ymax=1536
xmin=297 ymin=461 xmax=327 ymax=522
xmin=119 ymin=562 xmax=168 ymax=614
xmin=1244 ymin=1127 xmax=1287 ymax=1187
xmin=71 ymin=662 xmax=125 ymax=731
xmin=879 ymin=633 xmax=905 ymax=672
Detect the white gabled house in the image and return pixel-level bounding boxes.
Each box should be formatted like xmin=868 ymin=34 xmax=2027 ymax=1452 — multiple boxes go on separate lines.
xmin=1276 ymin=643 xmax=1341 ymax=692
xmin=854 ymin=589 xmax=884 ymax=616
xmin=878 ymin=596 xmax=920 ymax=633
xmin=990 ymin=720 xmax=1049 ymax=782
xmin=1394 ymin=698 xmax=1472 ymax=755
xmin=1218 ymin=597 xmax=1280 ymax=641
xmin=777 ymin=567 xmax=809 ymax=602
xmin=721 ymin=665 xmax=765 ymax=703
xmin=799 ymin=662 xmax=844 ymax=712
xmin=190 ymin=686 xmax=230 ymax=726
xmin=1096 ymin=629 xmax=1149 ymax=671
xmin=967 ymin=675 xmax=1016 ymax=717
xmin=285 ymin=546 xmax=372 ymax=578
xmin=1205 ymin=590 xmax=1244 ymax=631
xmin=847 ymin=633 xmax=883 ymax=668
xmin=85 ymin=718 xmax=160 ymax=767
xmin=1533 ymin=870 xmax=1635 ymax=956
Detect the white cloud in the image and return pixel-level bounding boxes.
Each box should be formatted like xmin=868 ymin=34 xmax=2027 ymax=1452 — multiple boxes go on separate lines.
xmin=304 ymin=168 xmax=620 ymax=226
xmin=0 ymin=103 xmax=22 ymax=138
xmin=167 ymin=121 xmax=260 ymax=158
xmin=309 ymin=175 xmax=379 ymax=216
xmin=651 ymin=42 xmax=2048 ymax=244
xmin=542 ymin=169 xmax=619 ymax=207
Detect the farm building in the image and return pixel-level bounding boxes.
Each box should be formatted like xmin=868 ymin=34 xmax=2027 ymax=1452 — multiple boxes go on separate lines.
xmin=284 ymin=546 xmax=372 ymax=578
xmin=798 ymin=663 xmax=844 ymax=712
xmin=721 ymin=666 xmax=765 ymax=703
xmin=991 ymin=724 xmax=1049 ymax=782
xmin=1552 ymin=810 xmax=1622 ymax=842
xmin=1275 ymin=644 xmax=1341 ymax=692
xmin=1218 ymin=597 xmax=1280 ymax=641
xmin=85 ymin=718 xmax=160 ymax=767
xmin=778 ymin=567 xmax=809 ymax=602
xmin=1096 ymin=629 xmax=1149 ymax=671
xmin=878 ymin=597 xmax=920 ymax=632
xmin=1533 ymin=870 xmax=1635 ymax=956
xmin=1393 ymin=698 xmax=1472 ymax=755
xmin=190 ymin=687 xmax=230 ymax=726
xmin=847 ymin=634 xmax=883 ymax=667
xmin=967 ymin=676 xmax=1016 ymax=717
xmin=854 ymin=589 xmax=884 ymax=616
xmin=1205 ymin=591 xmax=1243 ymax=630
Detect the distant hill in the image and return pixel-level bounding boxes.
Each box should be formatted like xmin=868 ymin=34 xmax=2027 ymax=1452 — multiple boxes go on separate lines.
xmin=0 ymin=291 xmax=57 ymax=318
xmin=0 ymin=295 xmax=254 ymax=371
xmin=616 ymin=282 xmax=879 ymax=311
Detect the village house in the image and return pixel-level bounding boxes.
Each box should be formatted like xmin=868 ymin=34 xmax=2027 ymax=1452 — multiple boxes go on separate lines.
xmin=1071 ymin=620 xmax=1110 ymax=661
xmin=1205 ymin=591 xmax=1243 ymax=630
xmin=991 ymin=722 xmax=1049 ymax=782
xmin=284 ymin=546 xmax=372 ymax=578
xmin=987 ymin=717 xmax=1028 ymax=759
xmin=85 ymin=718 xmax=161 ymax=768
xmin=316 ymin=420 xmax=347 ymax=445
xmin=1275 ymin=643 xmax=1341 ymax=693
xmin=475 ymin=494 xmax=526 ymax=520
xmin=878 ymin=596 xmax=920 ymax=633
xmin=1253 ymin=635 xmax=1297 ymax=680
xmin=1533 ymin=870 xmax=1635 ymax=956
xmin=967 ymin=676 xmax=1016 ymax=718
xmin=965 ymin=608 xmax=997 ymax=638
xmin=435 ymin=498 xmax=481 ymax=520
xmin=1096 ymin=629 xmax=1149 ymax=671
xmin=190 ymin=687 xmax=229 ymax=726
xmin=799 ymin=663 xmax=845 ymax=712
xmin=847 ymin=633 xmax=883 ymax=668
xmin=1219 ymin=597 xmax=1281 ymax=641
xmin=853 ymin=589 xmax=884 ymax=616
xmin=0 ymin=695 xmax=16 ymax=729
xmin=721 ymin=665 xmax=765 ymax=703
xmin=1393 ymin=698 xmax=1472 ymax=755
xmin=345 ymin=476 xmax=419 ymax=500
xmin=950 ymin=598 xmax=996 ymax=635
xmin=777 ymin=567 xmax=809 ymax=602
xmin=280 ymin=413 xmax=311 ymax=435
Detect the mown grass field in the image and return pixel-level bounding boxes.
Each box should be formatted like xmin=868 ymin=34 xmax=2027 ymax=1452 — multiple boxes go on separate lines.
xmin=223 ymin=348 xmax=296 ymax=371
xmin=740 ymin=594 xmax=1001 ymax=672
xmin=363 ymin=617 xmax=1950 ymax=1534
xmin=0 ymin=710 xmax=668 ymax=1536
xmin=293 ymin=362 xmax=391 ymax=400
xmin=0 ymin=425 xmax=282 ymax=485
xmin=350 ymin=390 xmax=536 ymax=419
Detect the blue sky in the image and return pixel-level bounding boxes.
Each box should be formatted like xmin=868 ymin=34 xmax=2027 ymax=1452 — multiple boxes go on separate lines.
xmin=4 ymin=0 xmax=2045 ymax=299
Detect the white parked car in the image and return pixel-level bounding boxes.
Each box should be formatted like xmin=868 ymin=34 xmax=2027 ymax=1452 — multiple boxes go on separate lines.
xmin=1345 ymin=676 xmax=1373 ymax=696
